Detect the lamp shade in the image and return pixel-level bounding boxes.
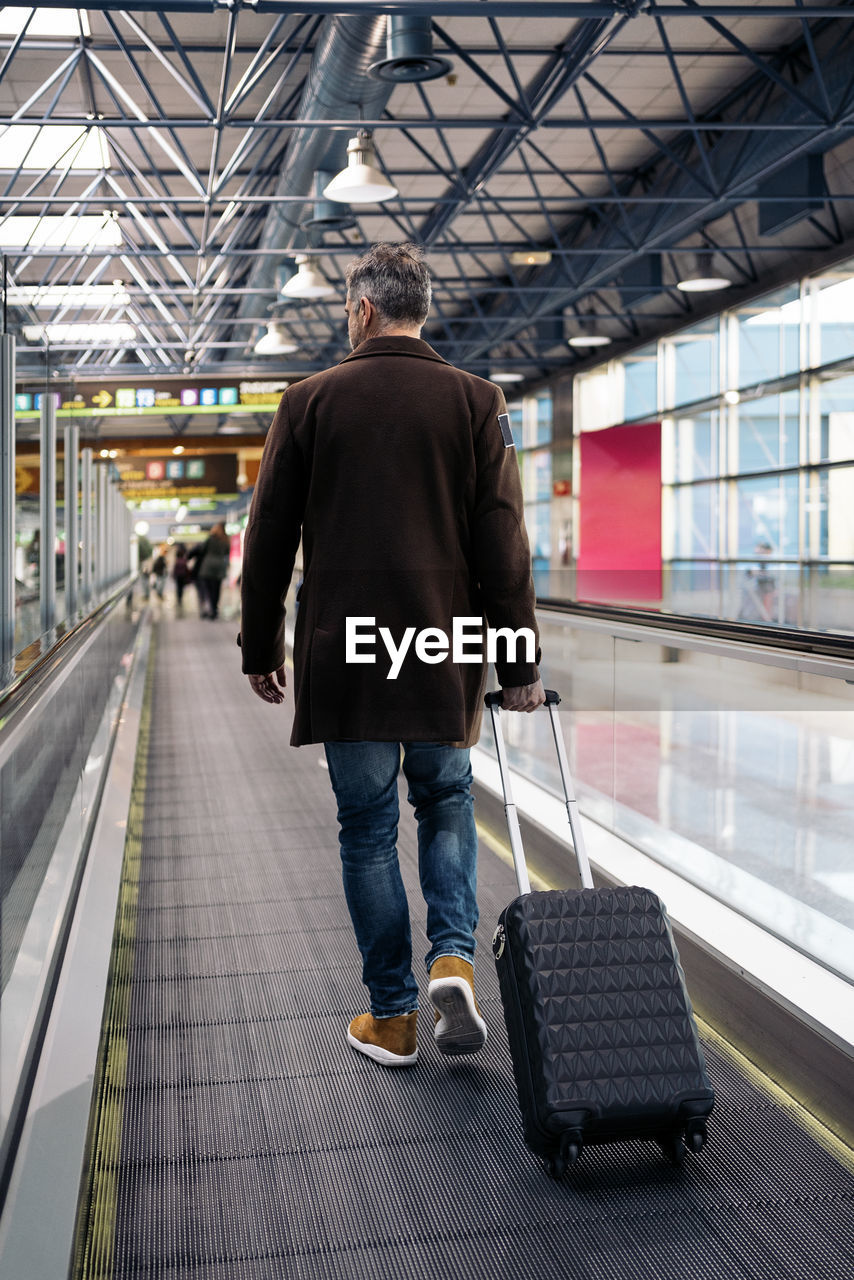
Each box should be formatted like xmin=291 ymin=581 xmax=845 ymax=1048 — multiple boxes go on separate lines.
xmin=676 ymin=251 xmax=732 ymax=293
xmin=567 ymin=333 xmax=612 ymax=348
xmin=280 ymin=256 xmax=336 ymax=300
xmin=323 ymin=131 xmax=398 ymax=204
xmin=254 ymin=323 xmax=298 ymax=355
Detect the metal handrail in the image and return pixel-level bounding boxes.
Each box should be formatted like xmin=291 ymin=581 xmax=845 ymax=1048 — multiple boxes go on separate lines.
xmin=536 ymin=597 xmax=854 ymax=664
xmin=0 ymin=573 xmax=138 ymax=721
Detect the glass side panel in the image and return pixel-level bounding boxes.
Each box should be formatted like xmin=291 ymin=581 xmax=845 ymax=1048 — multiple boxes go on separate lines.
xmin=0 ymin=602 xmax=139 ymax=1170
xmin=491 ymin=611 xmax=854 ymax=984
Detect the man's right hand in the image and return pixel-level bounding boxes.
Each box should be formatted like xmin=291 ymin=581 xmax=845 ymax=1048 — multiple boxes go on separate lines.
xmin=500 ymin=678 xmax=546 ymax=712
xmin=247 ymin=667 xmax=287 ymax=705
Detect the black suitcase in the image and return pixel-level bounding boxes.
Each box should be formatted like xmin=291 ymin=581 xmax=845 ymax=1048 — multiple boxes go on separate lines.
xmin=485 ymin=690 xmax=715 ymax=1177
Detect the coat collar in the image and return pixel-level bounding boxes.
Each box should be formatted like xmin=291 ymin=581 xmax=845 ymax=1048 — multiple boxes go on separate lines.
xmin=339 ymin=335 xmax=449 ymax=365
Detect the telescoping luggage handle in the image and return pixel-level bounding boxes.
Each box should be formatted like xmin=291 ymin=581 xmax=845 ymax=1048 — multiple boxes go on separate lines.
xmin=485 ymin=689 xmax=594 ymax=896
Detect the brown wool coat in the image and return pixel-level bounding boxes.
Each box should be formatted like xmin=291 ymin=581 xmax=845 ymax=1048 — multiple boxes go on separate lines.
xmin=239 ymin=335 xmax=540 ymax=746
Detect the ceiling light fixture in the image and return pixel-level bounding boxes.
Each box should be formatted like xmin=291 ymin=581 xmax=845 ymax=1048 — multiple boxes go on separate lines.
xmin=280 ymin=256 xmax=336 ymax=301
xmin=568 ymin=333 xmax=612 ymax=348
xmin=323 ymin=131 xmax=398 ymax=205
xmin=0 ymin=9 xmax=91 ymax=37
xmin=1 ymin=212 xmax=121 ymax=249
xmin=510 ymin=250 xmax=552 ymax=267
xmin=23 ymin=321 xmax=136 ymax=343
xmin=8 ymin=283 xmax=130 ymax=308
xmin=254 ymin=322 xmax=299 ymax=355
xmin=1 ymin=124 xmax=110 ymax=171
xmin=490 ymin=371 xmax=525 ymax=383
xmin=676 ymin=250 xmax=732 ymax=293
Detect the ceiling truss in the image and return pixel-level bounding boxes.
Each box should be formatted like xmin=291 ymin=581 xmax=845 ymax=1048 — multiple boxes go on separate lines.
xmin=1 ymin=1 xmax=854 ymax=394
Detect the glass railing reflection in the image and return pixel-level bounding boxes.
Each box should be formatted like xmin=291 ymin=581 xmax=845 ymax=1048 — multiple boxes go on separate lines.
xmin=481 ymin=609 xmax=854 ymax=984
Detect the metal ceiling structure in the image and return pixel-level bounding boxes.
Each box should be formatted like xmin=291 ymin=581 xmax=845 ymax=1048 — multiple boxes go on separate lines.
xmin=3 ymin=0 xmax=854 ymax=419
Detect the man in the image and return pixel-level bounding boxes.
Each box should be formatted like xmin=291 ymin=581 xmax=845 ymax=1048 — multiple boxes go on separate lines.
xmin=241 ymin=242 xmax=544 ymax=1068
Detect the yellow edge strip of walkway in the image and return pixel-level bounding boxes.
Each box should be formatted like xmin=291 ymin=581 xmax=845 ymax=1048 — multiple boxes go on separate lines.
xmin=72 ymin=631 xmax=155 ymax=1280
xmin=475 ymin=817 xmax=854 ymax=1175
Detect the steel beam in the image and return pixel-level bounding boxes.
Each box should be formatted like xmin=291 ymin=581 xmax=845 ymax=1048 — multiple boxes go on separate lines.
xmin=458 ymin=26 xmax=854 ymax=363
xmin=63 ymin=424 xmax=78 ymax=621
xmin=80 ymin=447 xmax=92 ymax=606
xmin=0 ymin=3 xmax=850 ymax=17
xmin=39 ymin=391 xmax=56 ymax=636
xmin=96 ymin=461 xmax=106 ymax=594
xmin=0 ymin=335 xmax=14 ymax=671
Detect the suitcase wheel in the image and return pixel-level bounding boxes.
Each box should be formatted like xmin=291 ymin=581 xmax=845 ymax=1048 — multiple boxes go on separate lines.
xmin=656 ymin=1132 xmax=686 ymax=1167
xmin=548 ymin=1136 xmax=581 ymax=1178
xmin=686 ymin=1120 xmax=708 ymax=1154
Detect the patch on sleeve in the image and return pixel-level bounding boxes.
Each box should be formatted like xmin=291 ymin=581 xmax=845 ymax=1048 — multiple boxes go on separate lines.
xmin=497 ymin=412 xmax=515 ymax=448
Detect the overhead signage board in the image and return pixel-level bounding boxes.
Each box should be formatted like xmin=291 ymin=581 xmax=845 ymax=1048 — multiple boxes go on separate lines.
xmin=14 ymin=378 xmax=289 ymax=418
xmin=115 ymin=453 xmax=238 ymax=503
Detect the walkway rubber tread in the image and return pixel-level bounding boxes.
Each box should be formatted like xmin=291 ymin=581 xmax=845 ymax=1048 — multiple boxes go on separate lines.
xmin=81 ymin=614 xmax=854 ymax=1280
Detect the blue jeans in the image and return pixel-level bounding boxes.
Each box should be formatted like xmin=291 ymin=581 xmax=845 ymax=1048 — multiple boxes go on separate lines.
xmin=323 ymin=741 xmax=479 ymax=1019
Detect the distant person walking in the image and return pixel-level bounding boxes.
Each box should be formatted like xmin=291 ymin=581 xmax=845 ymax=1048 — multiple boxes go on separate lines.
xmin=172 ymin=542 xmax=191 ymax=610
xmin=196 ymin=523 xmax=230 ymax=619
xmin=150 ymin=547 xmax=168 ymax=600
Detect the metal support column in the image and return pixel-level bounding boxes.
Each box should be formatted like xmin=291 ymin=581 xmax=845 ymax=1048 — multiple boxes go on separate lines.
xmin=39 ymin=394 xmax=56 ymax=636
xmin=81 ymin=448 xmax=93 ymax=606
xmin=105 ymin=476 xmax=113 ymax=587
xmin=96 ymin=464 xmax=107 ymax=595
xmin=64 ymin=425 xmax=79 ymax=621
xmin=0 ymin=334 xmax=14 ymax=669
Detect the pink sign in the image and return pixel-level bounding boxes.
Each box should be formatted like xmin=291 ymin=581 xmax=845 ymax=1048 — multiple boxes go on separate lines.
xmin=577 ymin=421 xmax=662 ymax=605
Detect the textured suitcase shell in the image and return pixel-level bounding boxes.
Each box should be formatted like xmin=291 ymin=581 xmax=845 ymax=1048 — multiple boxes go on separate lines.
xmin=494 ymin=883 xmax=715 ymax=1168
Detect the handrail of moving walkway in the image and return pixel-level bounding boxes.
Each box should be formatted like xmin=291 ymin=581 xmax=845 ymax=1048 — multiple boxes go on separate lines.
xmin=0 ymin=573 xmax=138 ymax=723
xmin=0 ymin=579 xmax=144 ymax=1209
xmin=537 ymin=597 xmax=854 ymax=671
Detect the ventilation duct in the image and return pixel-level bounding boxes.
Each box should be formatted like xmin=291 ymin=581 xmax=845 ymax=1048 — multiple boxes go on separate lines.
xmin=301 ymin=171 xmax=356 ymax=234
xmin=757 ymin=153 xmax=827 ymax=237
xmin=369 ymin=16 xmax=451 ymax=83
xmin=235 ymin=15 xmax=393 ymax=346
xmin=615 ymin=256 xmax=663 ymax=307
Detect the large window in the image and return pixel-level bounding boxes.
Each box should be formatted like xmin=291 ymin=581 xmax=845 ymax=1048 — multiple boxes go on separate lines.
xmin=734 ymin=391 xmax=800 ymax=473
xmin=509 ymin=392 xmax=553 ymax=594
xmin=812 ymin=272 xmax=854 ymax=366
xmin=566 ymin=259 xmax=854 ymax=634
xmin=666 ymin=317 xmax=720 ymax=407
xmin=734 ymin=284 xmax=801 ymax=386
xmin=622 ymin=343 xmax=657 ymax=422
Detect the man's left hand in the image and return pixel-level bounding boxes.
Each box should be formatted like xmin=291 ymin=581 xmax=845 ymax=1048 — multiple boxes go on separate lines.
xmin=248 ymin=667 xmax=287 ymax=705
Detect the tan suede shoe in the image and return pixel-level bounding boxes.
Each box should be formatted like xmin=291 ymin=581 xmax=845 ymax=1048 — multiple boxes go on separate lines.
xmin=428 ymin=956 xmax=487 ymax=1056
xmin=347 ymin=1011 xmax=418 ymax=1067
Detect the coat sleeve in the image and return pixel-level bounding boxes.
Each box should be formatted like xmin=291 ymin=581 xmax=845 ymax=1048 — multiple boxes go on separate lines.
xmin=470 ymin=387 xmax=541 ymax=688
xmin=239 ymin=392 xmax=306 ymax=674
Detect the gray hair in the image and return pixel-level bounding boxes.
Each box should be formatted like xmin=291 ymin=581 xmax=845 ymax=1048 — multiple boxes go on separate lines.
xmin=345 ymin=242 xmax=432 ymax=327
